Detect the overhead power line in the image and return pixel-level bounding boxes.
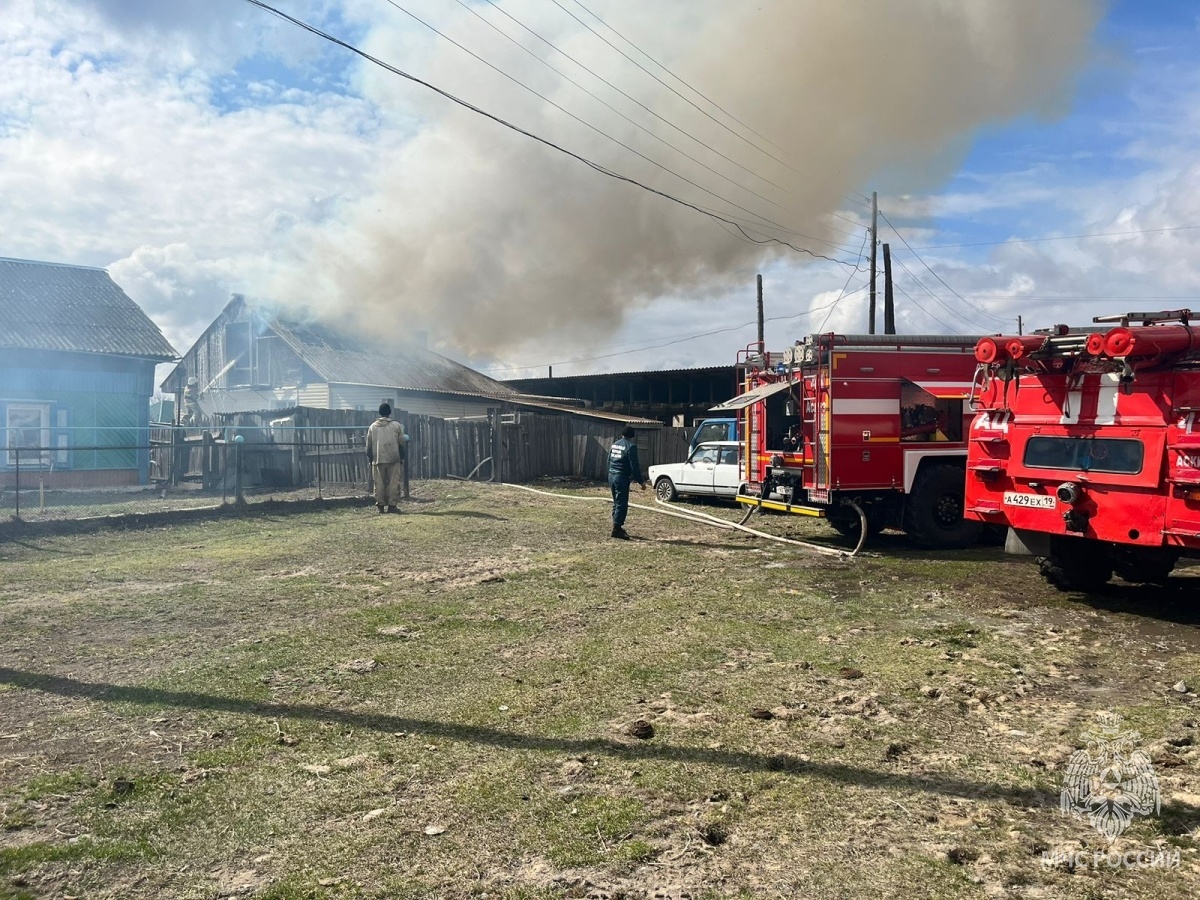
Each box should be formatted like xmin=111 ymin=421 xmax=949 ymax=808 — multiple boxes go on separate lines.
xmin=888 ymin=253 xmax=1002 ymax=333
xmin=879 ymin=210 xmax=1009 ymax=326
xmin=890 ymin=279 xmax=960 ymax=333
xmin=483 ymin=289 xmax=861 ymax=375
xmin=911 ymin=223 xmax=1200 ymax=251
xmin=377 ymin=0 xmax=791 ymax=236
xmin=565 ymin=0 xmax=875 ymax=211
xmin=477 ymin=0 xmax=792 ymax=200
xmin=545 ymin=0 xmax=788 ymax=172
xmin=568 ymin=0 xmax=785 ymax=157
xmin=445 ymin=0 xmax=792 ymax=219
xmin=819 ymin=228 xmax=871 ymax=332
xmin=241 ymin=0 xmax=854 ymax=265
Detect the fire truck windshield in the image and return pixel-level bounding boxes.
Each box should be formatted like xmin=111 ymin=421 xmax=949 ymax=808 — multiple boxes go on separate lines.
xmin=1023 ymin=436 xmax=1144 ymax=475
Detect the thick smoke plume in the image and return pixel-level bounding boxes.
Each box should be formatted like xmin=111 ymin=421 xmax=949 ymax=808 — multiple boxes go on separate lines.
xmin=276 ymin=0 xmax=1105 ymax=356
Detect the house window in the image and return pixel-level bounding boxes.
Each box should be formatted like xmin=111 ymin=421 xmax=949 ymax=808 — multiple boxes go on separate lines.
xmin=254 ymin=335 xmax=277 ymax=386
xmin=225 ymin=323 xmax=251 ymax=387
xmin=6 ymin=404 xmax=50 ymax=466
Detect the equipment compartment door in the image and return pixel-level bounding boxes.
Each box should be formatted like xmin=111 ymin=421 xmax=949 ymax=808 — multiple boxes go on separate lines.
xmin=814 ymin=367 xmax=832 ymax=492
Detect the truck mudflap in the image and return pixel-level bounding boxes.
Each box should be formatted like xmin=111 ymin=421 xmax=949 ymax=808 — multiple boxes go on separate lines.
xmin=1004 ymin=527 xmax=1050 ymax=557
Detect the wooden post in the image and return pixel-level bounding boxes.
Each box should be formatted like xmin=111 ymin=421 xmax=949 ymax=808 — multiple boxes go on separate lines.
xmin=488 ymin=408 xmax=500 ymax=483
xmin=883 ymin=242 xmax=896 ymax=335
xmin=172 ymin=427 xmax=184 ymax=486
xmin=235 ymin=440 xmax=244 ymax=504
xmin=202 ymin=431 xmax=214 ymax=491
xmin=869 ymin=190 xmax=878 ymax=334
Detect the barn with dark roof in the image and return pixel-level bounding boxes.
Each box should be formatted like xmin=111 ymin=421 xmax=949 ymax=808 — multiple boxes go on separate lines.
xmin=0 ymin=256 xmax=178 ymax=487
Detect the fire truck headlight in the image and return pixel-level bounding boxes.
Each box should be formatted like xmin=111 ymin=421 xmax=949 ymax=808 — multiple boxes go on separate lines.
xmin=1056 ymin=482 xmax=1081 ymax=505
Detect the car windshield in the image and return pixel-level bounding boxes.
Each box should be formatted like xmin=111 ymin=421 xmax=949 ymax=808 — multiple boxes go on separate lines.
xmin=694 ymin=423 xmax=729 ymax=444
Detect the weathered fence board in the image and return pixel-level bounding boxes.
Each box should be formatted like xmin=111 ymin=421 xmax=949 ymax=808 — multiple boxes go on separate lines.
xmin=189 ymin=406 xmax=690 ymax=489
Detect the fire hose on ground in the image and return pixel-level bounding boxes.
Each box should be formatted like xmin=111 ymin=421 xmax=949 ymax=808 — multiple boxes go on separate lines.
xmin=447 ymin=460 xmax=867 ymax=558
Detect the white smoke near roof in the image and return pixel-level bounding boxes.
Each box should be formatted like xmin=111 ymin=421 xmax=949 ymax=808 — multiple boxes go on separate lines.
xmin=268 ymin=0 xmax=1106 ymax=356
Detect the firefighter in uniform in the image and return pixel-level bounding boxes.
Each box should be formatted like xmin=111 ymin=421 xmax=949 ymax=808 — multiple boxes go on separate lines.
xmin=608 ymin=426 xmax=647 ymax=539
xmin=366 ymin=402 xmax=408 ymax=513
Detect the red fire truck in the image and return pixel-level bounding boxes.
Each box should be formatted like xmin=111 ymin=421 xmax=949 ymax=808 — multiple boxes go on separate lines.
xmin=964 ymin=310 xmax=1200 ymax=590
xmin=717 ymin=333 xmax=985 ymax=548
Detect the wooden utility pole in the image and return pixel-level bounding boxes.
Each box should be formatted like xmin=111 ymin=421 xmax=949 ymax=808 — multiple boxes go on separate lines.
xmin=868 ymin=191 xmax=878 ymax=334
xmin=1017 ymin=315 xmax=1023 ymax=336
xmin=882 ymin=242 xmax=895 ymax=334
xmin=756 ymin=273 xmax=765 ymax=356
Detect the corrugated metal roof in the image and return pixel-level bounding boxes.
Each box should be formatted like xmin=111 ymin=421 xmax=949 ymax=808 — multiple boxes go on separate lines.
xmin=211 ymin=399 xmax=660 ymax=426
xmin=269 ymin=318 xmax=517 ymax=397
xmin=503 ymin=397 xmax=661 ymax=425
xmin=0 ymin=257 xmax=178 ymax=360
xmin=505 ymin=364 xmax=737 ymax=384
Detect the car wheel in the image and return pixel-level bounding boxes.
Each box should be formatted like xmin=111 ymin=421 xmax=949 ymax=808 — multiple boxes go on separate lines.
xmin=655 ymin=477 xmax=678 ymax=502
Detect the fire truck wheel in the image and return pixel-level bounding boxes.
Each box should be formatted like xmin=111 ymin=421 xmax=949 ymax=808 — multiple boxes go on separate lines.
xmin=1037 ymin=540 xmax=1113 ymax=593
xmin=654 ymin=477 xmax=678 ymax=502
xmin=1112 ymin=548 xmax=1178 ymax=585
xmin=903 ymin=464 xmax=981 ymax=550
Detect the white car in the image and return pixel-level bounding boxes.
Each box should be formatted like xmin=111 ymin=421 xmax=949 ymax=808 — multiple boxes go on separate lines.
xmin=649 ymin=441 xmax=743 ymax=502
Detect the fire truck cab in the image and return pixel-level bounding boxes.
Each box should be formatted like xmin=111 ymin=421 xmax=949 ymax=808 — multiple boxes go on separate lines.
xmin=719 ymin=333 xmax=985 ymax=549
xmin=965 ymin=310 xmax=1200 ymax=591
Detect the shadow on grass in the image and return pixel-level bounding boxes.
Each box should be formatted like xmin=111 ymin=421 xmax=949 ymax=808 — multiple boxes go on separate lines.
xmin=0 ymin=666 xmax=1115 ymax=813
xmin=639 ymin=537 xmax=756 ymax=551
xmin=1068 ymin=581 xmax=1200 ymax=629
xmin=1 ymin=540 xmax=74 ymax=554
xmin=415 ymin=509 xmax=509 ymax=521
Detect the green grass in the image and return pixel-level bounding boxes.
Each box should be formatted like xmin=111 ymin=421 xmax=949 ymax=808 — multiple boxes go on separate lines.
xmin=0 ymin=482 xmax=1198 ymax=898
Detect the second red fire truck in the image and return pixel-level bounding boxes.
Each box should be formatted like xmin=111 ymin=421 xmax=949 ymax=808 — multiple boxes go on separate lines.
xmin=964 ymin=310 xmax=1200 ymax=590
xmin=718 ymin=332 xmax=986 ymax=549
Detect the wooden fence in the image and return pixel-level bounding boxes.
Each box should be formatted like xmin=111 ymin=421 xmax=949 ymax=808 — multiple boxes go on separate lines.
xmin=157 ymin=407 xmax=694 ymax=490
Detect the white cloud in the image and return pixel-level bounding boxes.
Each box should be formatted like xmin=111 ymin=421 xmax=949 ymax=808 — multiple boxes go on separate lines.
xmin=12 ymin=0 xmax=1200 ymax=379
xmin=1 ymin=0 xmax=381 ymax=355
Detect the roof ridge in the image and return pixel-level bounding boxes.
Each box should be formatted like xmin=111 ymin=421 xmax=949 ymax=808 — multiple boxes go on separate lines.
xmin=0 ymin=256 xmax=106 ymax=272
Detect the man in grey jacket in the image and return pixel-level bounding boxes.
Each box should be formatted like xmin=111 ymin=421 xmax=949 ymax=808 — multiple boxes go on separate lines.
xmin=366 ymin=402 xmax=408 ymax=513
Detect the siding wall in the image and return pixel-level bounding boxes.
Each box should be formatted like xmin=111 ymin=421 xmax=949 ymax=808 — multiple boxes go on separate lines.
xmin=329 ymin=384 xmax=497 ymax=419
xmin=297 ymin=384 xmax=330 ymax=407
xmin=0 ymin=349 xmax=156 ymax=481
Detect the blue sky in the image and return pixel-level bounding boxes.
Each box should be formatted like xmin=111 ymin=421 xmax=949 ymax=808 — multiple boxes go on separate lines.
xmin=908 ymin=0 xmax=1191 ymax=257
xmin=3 ymin=0 xmax=1199 ymax=380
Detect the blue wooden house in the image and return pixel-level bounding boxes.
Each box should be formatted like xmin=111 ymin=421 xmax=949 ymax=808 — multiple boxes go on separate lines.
xmin=0 ymin=257 xmax=178 ymax=487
